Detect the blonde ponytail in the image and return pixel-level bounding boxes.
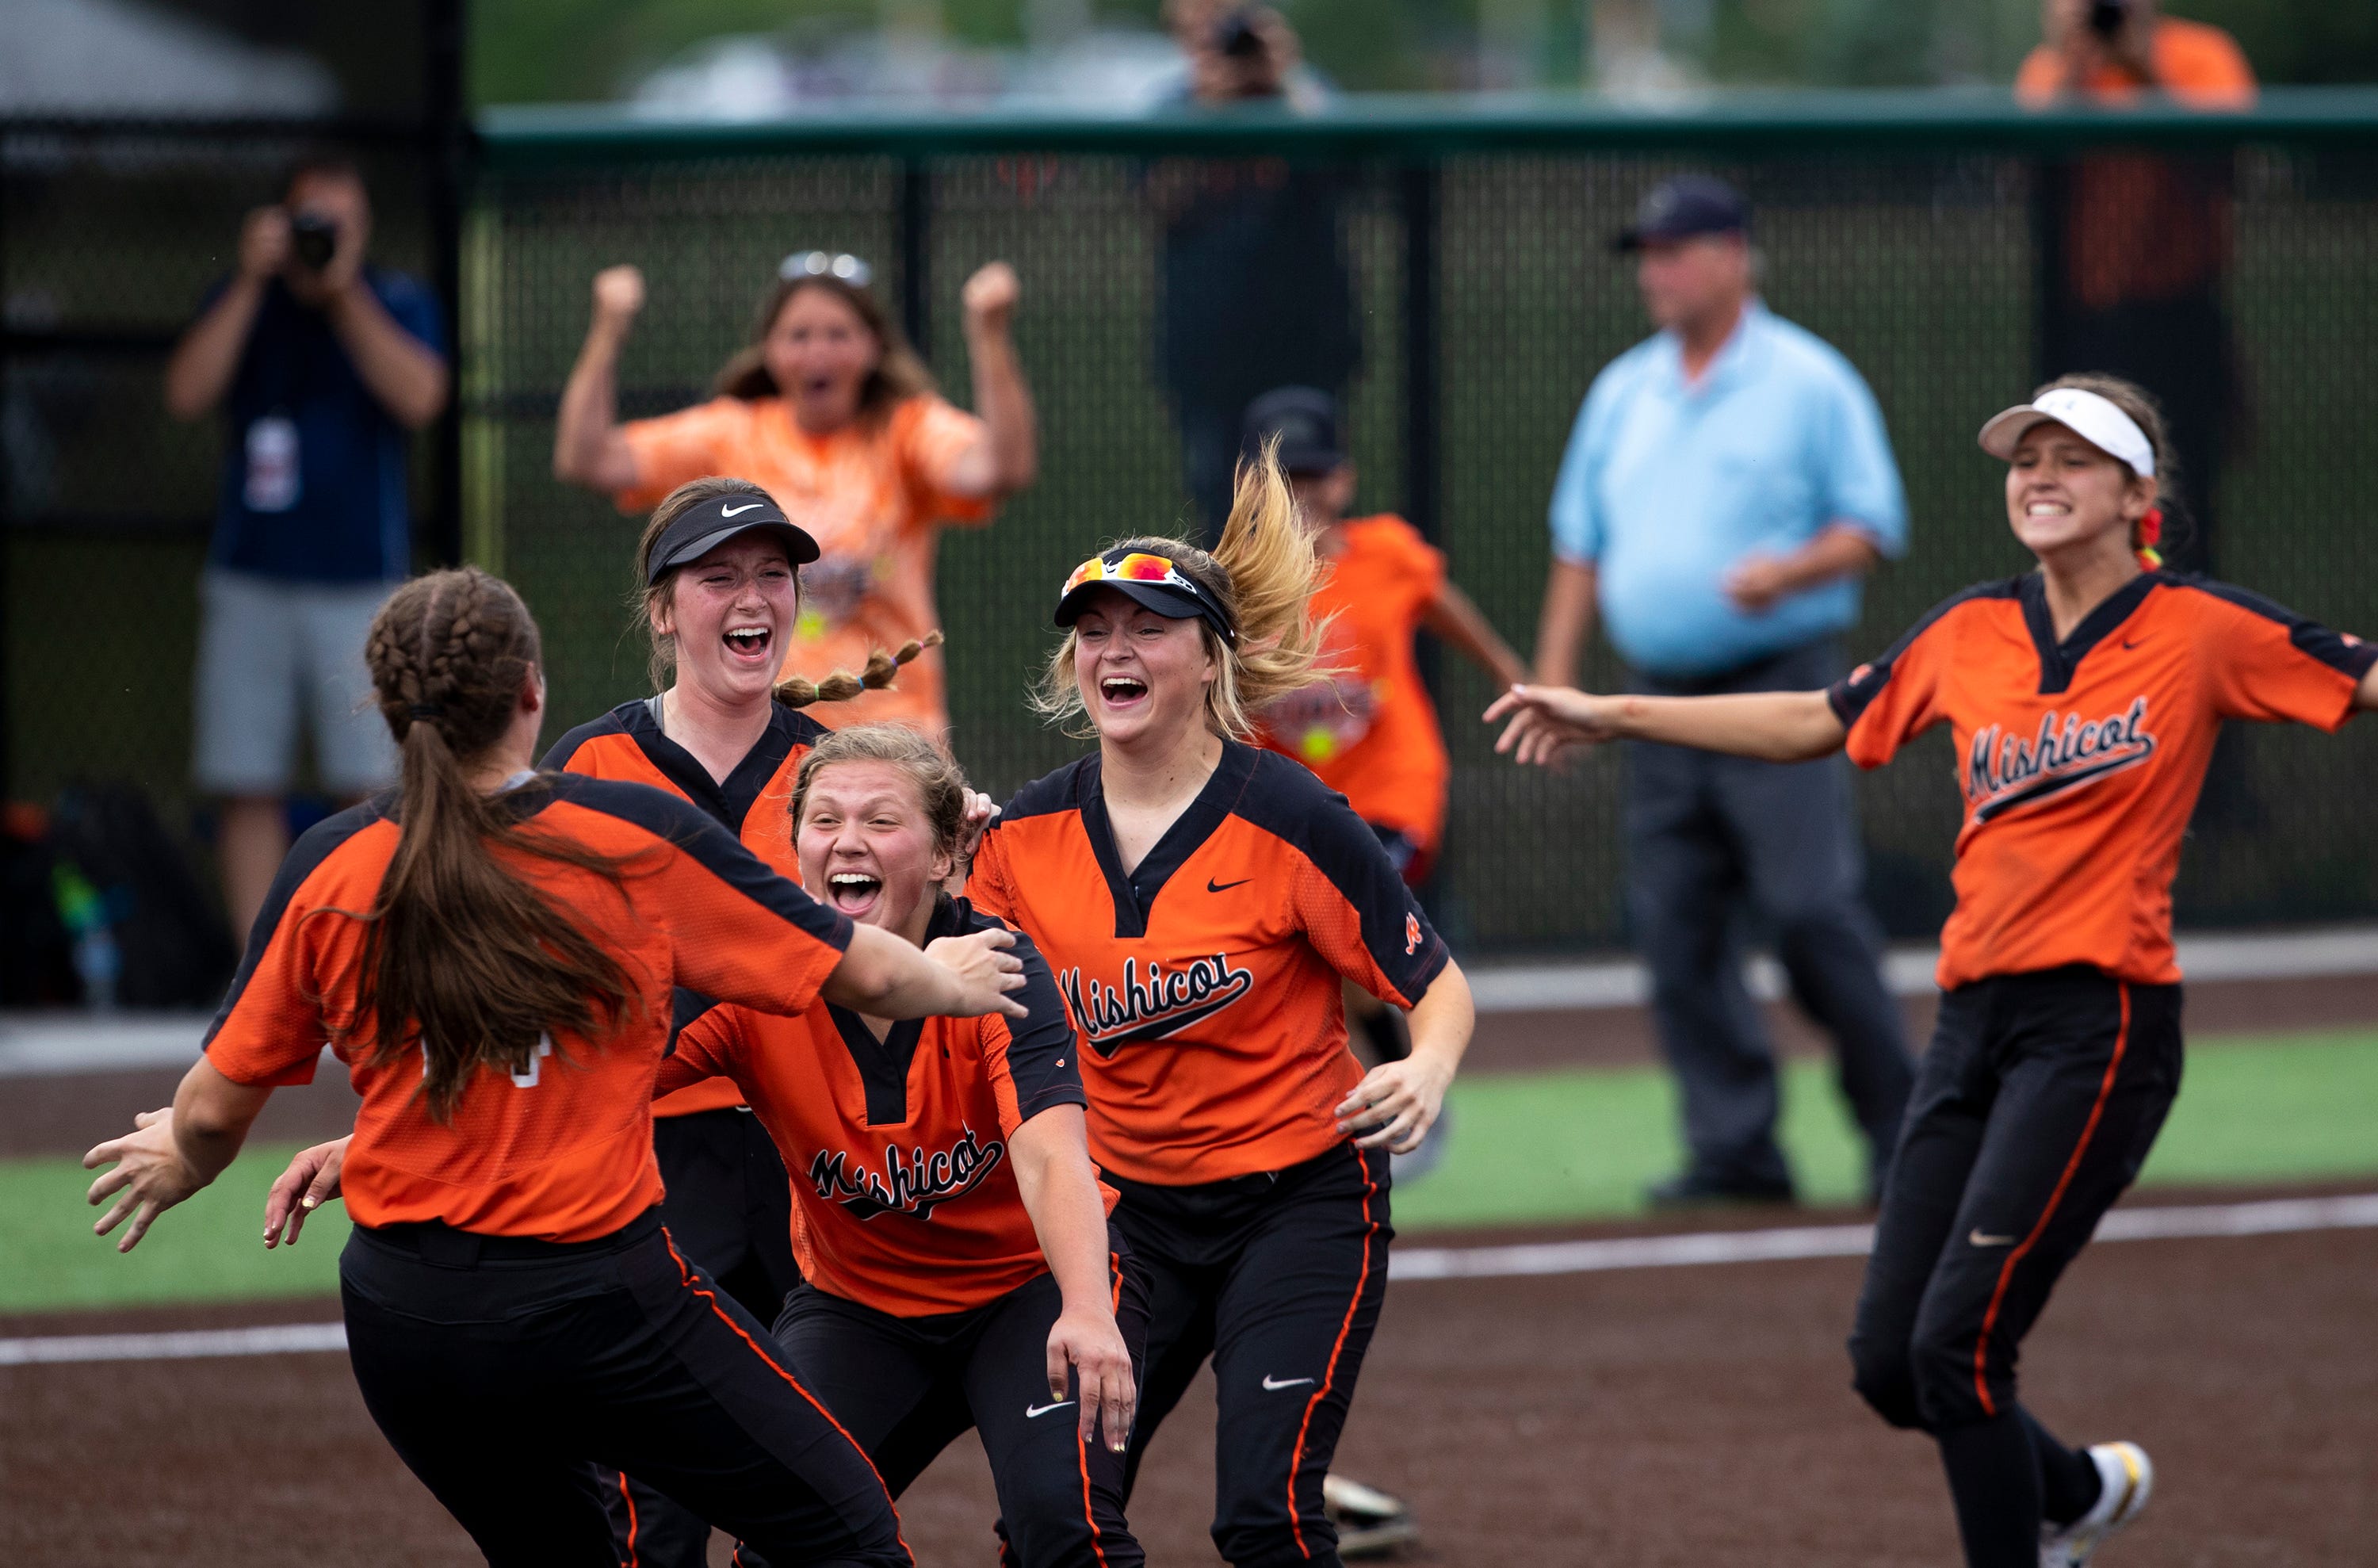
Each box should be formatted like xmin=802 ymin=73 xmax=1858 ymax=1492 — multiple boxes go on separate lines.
xmin=774 ymin=630 xmax=943 ymax=709
xmin=1034 ymin=445 xmax=1332 ymax=742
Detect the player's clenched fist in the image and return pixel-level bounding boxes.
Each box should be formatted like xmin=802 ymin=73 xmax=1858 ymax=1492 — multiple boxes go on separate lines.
xmin=591 ymin=264 xmax=645 ymax=323
xmin=961 ymin=261 xmax=1020 ymax=335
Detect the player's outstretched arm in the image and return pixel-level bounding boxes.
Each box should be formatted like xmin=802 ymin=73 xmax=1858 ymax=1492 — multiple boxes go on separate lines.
xmin=82 ymin=1059 xmax=273 ymax=1254
xmin=1338 ymin=959 xmax=1474 ymax=1155
xmin=1011 ymin=1106 xmax=1136 ymax=1451
xmin=826 ymin=923 xmax=1028 ymax=1020
xmin=1485 ymin=684 xmax=1846 ymax=767
xmin=264 ymin=1134 xmax=350 ymax=1248
xmin=2358 ymin=662 xmax=2378 ymax=711
xmin=945 ymin=260 xmax=1039 ymax=498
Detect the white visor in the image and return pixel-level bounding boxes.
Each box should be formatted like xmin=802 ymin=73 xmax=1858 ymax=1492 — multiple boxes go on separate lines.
xmin=1976 ymin=388 xmax=2156 ymax=480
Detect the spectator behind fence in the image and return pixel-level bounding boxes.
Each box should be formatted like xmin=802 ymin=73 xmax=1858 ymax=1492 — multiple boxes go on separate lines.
xmin=1534 ymin=176 xmax=1915 ymax=1209
xmin=553 ymin=254 xmax=1036 ymax=736
xmin=1149 ymin=0 xmax=1359 ymax=542
xmin=163 ymin=152 xmax=449 ymax=939
xmin=2017 ymin=0 xmax=2255 ymax=574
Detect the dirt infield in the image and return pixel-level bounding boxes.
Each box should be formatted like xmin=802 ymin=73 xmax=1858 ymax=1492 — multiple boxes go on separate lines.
xmin=7 ymin=1212 xmax=2374 ymax=1566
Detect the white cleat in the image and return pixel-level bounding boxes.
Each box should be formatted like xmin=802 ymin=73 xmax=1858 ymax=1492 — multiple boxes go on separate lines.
xmin=1322 ymin=1474 xmax=1419 ymax=1558
xmin=2040 ymin=1442 xmax=2154 ymax=1568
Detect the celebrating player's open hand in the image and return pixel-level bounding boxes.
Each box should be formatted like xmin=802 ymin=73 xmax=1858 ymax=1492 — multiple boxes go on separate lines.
xmin=1485 ymin=683 xmax=1623 ymax=767
xmin=1336 ymin=1052 xmax=1454 ymax=1154
xmin=264 ymin=1134 xmax=350 ymax=1248
xmin=83 ymin=1108 xmax=204 ymax=1254
xmin=1046 ymin=1302 xmax=1137 ymax=1453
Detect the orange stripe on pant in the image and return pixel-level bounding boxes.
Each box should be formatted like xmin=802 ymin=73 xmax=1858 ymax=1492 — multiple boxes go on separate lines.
xmin=1970 ymin=982 xmax=2131 ymax=1417
xmin=617 ymin=1471 xmax=640 ymax=1568
xmin=1288 ymin=1146 xmax=1381 ymax=1561
xmin=662 ymin=1234 xmax=915 ymax=1567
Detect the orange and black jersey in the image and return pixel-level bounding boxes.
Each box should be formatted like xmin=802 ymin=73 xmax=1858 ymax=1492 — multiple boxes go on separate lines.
xmin=543 ymin=697 xmax=833 ymax=1116
xmin=202 ymin=774 xmax=853 ymax=1242
xmin=1829 ymin=570 xmax=2372 ymax=990
xmin=663 ymin=897 xmax=1112 ymax=1318
xmin=966 ymin=740 xmax=1451 ymax=1187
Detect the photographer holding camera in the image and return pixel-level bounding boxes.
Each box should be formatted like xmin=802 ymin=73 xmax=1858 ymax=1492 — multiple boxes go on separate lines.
xmin=2018 ymin=0 xmax=2253 ymax=106
xmin=165 ymin=153 xmax=448 ymax=937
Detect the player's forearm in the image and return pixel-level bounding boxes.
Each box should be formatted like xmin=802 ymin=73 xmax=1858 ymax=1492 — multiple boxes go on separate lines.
xmin=1609 ymin=690 xmax=1847 ymax=762
xmin=324 ymin=284 xmax=449 ymax=429
xmin=1533 ymin=560 xmax=1597 ymax=686
xmin=1426 ymin=585 xmax=1529 ymax=690
xmin=2357 ymin=663 xmax=2378 ymax=711
xmin=1011 ymin=1112 xmax=1114 ymax=1314
xmin=1404 ymin=960 xmax=1474 ymax=1082
xmin=958 ymin=325 xmax=1038 ymax=496
xmin=552 ymin=316 xmax=634 ymax=489
xmin=170 ymin=1058 xmax=271 ymax=1189
xmin=163 ymin=278 xmax=266 ymax=420
xmin=822 ymin=925 xmax=964 ymax=1019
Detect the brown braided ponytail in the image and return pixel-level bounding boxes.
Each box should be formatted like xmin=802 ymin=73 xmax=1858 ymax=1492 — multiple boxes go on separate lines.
xmin=773 ymin=630 xmax=944 ymax=709
xmin=353 ymin=567 xmax=642 ymax=1122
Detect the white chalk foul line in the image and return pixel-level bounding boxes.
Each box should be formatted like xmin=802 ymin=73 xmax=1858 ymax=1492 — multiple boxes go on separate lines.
xmin=1386 ymin=1191 xmax=2378 ymax=1282
xmin=0 ymin=1320 xmax=348 ymax=1366
xmin=7 ymin=1195 xmax=2376 ymax=1366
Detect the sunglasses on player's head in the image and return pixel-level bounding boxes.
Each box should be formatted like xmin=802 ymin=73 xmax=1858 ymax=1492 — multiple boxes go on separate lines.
xmin=778 ymin=250 xmax=874 ymax=289
xmin=1061 ymin=551 xmax=1199 ymax=599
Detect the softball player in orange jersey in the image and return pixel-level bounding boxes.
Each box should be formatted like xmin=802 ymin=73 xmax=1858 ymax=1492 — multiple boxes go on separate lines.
xmin=1489 ymin=375 xmax=2378 ymax=1568
xmin=82 ymin=568 xmax=1026 ymax=1568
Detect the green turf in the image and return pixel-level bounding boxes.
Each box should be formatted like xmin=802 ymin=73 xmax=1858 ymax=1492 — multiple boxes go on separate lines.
xmin=5 ymin=1031 xmax=2376 ymax=1316
xmin=0 ymin=1140 xmax=350 ymax=1315
xmin=1392 ymin=1029 xmax=2378 ymax=1233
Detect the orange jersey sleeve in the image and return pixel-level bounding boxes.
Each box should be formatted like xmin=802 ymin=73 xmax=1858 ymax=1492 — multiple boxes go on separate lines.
xmin=615 ymin=397 xmax=752 ymax=513
xmin=2189 ymin=583 xmax=2374 ymax=729
xmin=891 ymin=396 xmax=995 ymax=529
xmin=1826 ymin=583 xmax=2002 ymax=767
xmin=2016 ymin=19 xmax=2255 ymax=109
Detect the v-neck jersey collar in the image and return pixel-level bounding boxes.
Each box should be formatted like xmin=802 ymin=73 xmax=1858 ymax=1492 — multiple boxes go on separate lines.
xmin=2017 ymin=570 xmax=2162 ymax=695
xmin=618 ymin=697 xmax=805 ymax=834
xmin=824 ymin=894 xmax=965 ymax=1126
xmin=1078 ymin=740 xmax=1257 ymax=940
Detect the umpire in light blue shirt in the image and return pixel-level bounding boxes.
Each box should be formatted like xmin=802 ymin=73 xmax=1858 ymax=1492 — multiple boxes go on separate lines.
xmin=1534 ymin=176 xmax=1915 ymax=1207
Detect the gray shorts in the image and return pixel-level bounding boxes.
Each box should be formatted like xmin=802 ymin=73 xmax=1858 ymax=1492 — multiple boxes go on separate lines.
xmin=193 ymin=568 xmax=397 ymax=797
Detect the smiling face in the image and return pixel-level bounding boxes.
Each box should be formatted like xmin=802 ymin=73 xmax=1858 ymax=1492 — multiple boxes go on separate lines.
xmin=2004 ymin=421 xmax=2154 ymax=562
xmin=652 ymin=534 xmax=797 ymax=709
xmin=796 ymin=759 xmax=951 ymax=943
xmin=765 ymin=284 xmax=881 ymax=433
xmin=1069 ymin=589 xmax=1218 ymax=750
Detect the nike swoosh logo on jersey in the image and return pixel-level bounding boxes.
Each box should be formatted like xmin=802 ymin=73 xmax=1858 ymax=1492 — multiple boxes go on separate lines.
xmin=1026 ymin=1399 xmax=1076 ymax=1418
xmin=1968 ymin=1230 xmax=2016 ymax=1248
xmin=1207 ymin=877 xmax=1252 ymax=893
xmin=1262 ymin=1375 xmax=1316 ymax=1390
xmin=719 ymin=501 xmax=763 ymax=516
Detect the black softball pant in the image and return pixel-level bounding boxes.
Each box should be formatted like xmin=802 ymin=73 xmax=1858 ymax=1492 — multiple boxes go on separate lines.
xmin=606 ymin=1106 xmax=807 ymax=1567
xmin=1847 ymin=966 xmax=2181 ymax=1568
xmin=338 ymin=1210 xmax=907 ymax=1568
xmin=1111 ymin=1142 xmax=1392 ymax=1568
xmin=739 ymin=1240 xmax=1149 ymax=1568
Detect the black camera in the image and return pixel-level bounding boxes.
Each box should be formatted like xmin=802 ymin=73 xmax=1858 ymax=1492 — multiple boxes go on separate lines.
xmin=289 ymin=211 xmax=338 ymax=272
xmin=1211 ymin=7 xmax=1267 ymax=60
xmin=2087 ymin=0 xmax=2128 ymax=40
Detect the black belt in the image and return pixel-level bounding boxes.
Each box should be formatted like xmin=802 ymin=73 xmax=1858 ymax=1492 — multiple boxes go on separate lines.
xmin=359 ymin=1207 xmax=663 ymax=1266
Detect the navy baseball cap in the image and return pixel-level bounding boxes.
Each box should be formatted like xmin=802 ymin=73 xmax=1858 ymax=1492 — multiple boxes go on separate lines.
xmin=1241 ymin=385 xmax=1344 ymax=476
xmin=1615 ymin=175 xmax=1750 ymax=253
xmin=644 ymin=490 xmax=820 ymax=584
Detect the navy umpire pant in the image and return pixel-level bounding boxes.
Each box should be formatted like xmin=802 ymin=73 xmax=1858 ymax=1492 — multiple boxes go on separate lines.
xmin=1627 ymin=638 xmax=1914 ymax=1191
xmin=339 ymin=1210 xmax=907 ymax=1568
xmin=1112 ymin=1142 xmax=1391 ymax=1568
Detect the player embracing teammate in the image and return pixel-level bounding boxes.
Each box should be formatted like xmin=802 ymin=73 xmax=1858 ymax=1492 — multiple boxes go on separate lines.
xmin=1492 ymin=373 xmax=2378 ymax=1568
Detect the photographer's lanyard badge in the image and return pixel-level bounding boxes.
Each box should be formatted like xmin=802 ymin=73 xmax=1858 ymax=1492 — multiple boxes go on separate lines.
xmin=245 ymin=413 xmax=300 ymax=512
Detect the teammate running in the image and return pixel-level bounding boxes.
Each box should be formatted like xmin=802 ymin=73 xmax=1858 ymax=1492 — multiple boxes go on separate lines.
xmin=1486 ymin=375 xmax=2378 ymax=1568
xmin=82 ymin=567 xmax=1027 ymax=1567
xmin=552 ymin=250 xmax=1035 ymax=732
xmin=668 ymin=723 xmax=1144 ymax=1568
xmin=967 ymin=453 xmax=1478 ymax=1568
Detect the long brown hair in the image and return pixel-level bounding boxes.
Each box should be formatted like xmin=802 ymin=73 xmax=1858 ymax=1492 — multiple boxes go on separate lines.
xmin=713 ymin=274 xmax=935 ymax=430
xmin=1034 ymin=443 xmax=1332 ymax=741
xmin=2032 ymin=372 xmax=2181 ymax=566
xmin=354 ymin=568 xmax=642 ymax=1121
xmin=634 ymin=475 xmax=943 ymax=706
